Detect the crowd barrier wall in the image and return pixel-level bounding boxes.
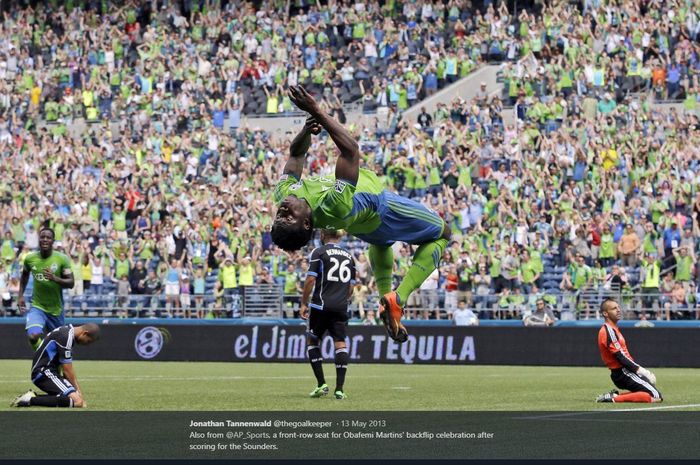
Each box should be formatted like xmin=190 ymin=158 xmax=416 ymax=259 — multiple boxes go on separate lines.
xmin=1 ymin=323 xmax=697 ymax=367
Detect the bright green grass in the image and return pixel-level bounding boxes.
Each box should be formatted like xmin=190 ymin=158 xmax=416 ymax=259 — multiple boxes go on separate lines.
xmin=1 ymin=360 xmax=699 ymax=411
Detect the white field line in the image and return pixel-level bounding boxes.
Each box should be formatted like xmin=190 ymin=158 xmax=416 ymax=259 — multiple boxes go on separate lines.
xmin=518 ymin=403 xmax=700 ymax=420
xmin=610 ymin=403 xmax=700 ymax=412
xmin=0 ymin=374 xmax=401 ymax=383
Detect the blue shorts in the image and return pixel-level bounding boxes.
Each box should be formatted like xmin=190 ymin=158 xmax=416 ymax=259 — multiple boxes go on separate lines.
xmin=355 ymin=191 xmax=445 ymax=247
xmin=25 ymin=307 xmax=64 ymax=336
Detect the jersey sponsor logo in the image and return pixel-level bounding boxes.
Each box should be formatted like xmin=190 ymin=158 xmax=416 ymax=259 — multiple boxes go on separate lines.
xmin=307 ymin=176 xmax=333 ymax=183
xmin=134 ymin=326 xmax=170 ymax=359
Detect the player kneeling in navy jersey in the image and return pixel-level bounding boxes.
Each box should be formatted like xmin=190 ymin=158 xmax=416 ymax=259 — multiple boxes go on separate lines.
xmin=300 ymin=230 xmax=356 ymax=400
xmin=11 ymin=323 xmax=100 ymax=408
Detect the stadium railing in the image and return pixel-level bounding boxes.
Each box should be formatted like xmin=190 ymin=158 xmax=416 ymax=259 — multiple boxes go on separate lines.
xmin=0 ymin=288 xmax=697 ymax=321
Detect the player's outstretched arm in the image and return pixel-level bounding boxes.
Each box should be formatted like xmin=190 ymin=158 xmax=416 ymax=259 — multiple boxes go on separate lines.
xmin=285 ymin=116 xmax=322 ymax=179
xmin=289 ymin=85 xmax=359 ymax=185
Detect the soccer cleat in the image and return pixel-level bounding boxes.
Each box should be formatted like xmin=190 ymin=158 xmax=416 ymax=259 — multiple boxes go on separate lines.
xmin=379 ymin=292 xmax=408 ymax=343
xmin=334 ymin=390 xmax=346 ymax=400
xmin=309 ymin=384 xmax=329 ymax=398
xmin=595 ymin=389 xmax=619 ymax=403
xmin=11 ymin=390 xmax=36 ymax=407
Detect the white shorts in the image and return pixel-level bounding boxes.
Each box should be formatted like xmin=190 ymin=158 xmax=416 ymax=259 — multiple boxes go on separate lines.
xmin=165 ymin=283 xmax=180 ymax=296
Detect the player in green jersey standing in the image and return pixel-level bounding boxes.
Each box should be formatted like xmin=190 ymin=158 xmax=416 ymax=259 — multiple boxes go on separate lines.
xmin=18 ymin=227 xmax=75 ymax=350
xmin=272 ymin=86 xmax=451 ymax=343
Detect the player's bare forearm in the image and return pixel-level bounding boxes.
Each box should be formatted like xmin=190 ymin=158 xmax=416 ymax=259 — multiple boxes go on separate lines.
xmin=62 ymin=363 xmax=81 ymax=395
xmin=313 ymin=109 xmax=359 ymax=161
xmin=289 ymin=125 xmax=312 ymax=160
xmin=314 ymin=109 xmax=360 ymax=183
xmin=56 ymin=274 xmax=75 ymax=289
xmin=301 ymin=276 xmax=316 ymax=306
xmin=284 ymin=117 xmax=321 ymax=178
xmin=288 ymin=86 xmax=358 ymax=183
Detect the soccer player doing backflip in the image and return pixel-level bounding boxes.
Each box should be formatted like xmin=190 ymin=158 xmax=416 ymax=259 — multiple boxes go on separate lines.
xmin=272 ymin=86 xmax=451 ymax=343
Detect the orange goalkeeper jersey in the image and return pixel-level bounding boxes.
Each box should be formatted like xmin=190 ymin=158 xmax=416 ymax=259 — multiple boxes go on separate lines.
xmin=598 ymin=323 xmax=637 ymax=370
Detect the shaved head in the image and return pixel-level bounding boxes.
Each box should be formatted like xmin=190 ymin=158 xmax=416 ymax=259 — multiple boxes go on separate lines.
xmin=601 ymin=299 xmax=622 ymax=323
xmin=76 ymin=323 xmax=101 ymax=344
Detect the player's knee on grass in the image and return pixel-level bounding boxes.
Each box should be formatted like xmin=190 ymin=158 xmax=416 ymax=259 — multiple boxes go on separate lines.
xmin=69 ymin=392 xmax=85 ymax=408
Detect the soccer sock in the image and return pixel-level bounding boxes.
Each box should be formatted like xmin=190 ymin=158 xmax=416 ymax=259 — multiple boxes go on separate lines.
xmin=396 ymin=238 xmax=448 ymax=305
xmin=613 ymin=392 xmax=653 ymax=403
xmin=368 ymin=245 xmax=393 ymax=297
xmin=334 ymin=347 xmax=349 ymax=392
xmin=307 ymin=345 xmax=325 ymax=386
xmin=30 ymin=396 xmax=73 ymax=408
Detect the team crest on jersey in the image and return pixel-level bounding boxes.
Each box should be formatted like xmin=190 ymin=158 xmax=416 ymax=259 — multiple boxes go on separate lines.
xmin=50 ymin=264 xmax=58 ymax=272
xmin=334 ymin=180 xmax=346 ymax=194
xmin=290 ymin=181 xmax=302 ymax=191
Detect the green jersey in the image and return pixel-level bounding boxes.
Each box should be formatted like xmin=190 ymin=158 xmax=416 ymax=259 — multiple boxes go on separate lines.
xmin=24 ymin=251 xmax=71 ymax=316
xmin=274 ymin=168 xmax=384 ymax=235
xmin=675 ymin=255 xmax=693 ymax=282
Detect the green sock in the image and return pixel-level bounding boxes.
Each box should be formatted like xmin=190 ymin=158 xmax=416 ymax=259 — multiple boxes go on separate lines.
xmin=30 ymin=337 xmax=43 ymax=351
xmin=368 ymin=245 xmax=394 ymax=297
xmin=396 ymin=238 xmax=448 ymax=305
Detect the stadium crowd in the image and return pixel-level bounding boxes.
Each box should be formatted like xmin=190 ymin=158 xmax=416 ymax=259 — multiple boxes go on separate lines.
xmin=0 ymin=0 xmax=698 ymax=323
xmin=0 ymin=0 xmax=501 ymax=122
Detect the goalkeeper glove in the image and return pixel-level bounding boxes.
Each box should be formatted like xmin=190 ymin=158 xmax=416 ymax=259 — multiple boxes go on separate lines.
xmin=637 ymin=367 xmax=657 ymax=385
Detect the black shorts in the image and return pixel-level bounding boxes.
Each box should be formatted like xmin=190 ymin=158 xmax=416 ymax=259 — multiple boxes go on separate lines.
xmin=611 ymin=368 xmax=662 ymax=400
xmin=33 ymin=368 xmax=76 ymax=397
xmin=308 ymin=310 xmax=348 ymax=342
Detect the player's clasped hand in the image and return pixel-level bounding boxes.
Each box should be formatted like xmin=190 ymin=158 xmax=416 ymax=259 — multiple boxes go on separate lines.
xmin=288 ymin=86 xmax=319 ymax=114
xmin=305 ymin=116 xmax=322 ymax=136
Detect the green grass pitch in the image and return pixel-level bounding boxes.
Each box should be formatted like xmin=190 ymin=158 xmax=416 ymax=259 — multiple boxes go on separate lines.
xmin=1 ymin=360 xmax=699 ymax=411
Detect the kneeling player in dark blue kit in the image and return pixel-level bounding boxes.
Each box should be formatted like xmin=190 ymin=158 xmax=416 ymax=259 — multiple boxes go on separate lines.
xmin=300 ymin=230 xmax=356 ymax=400
xmin=11 ymin=323 xmax=100 ymax=408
